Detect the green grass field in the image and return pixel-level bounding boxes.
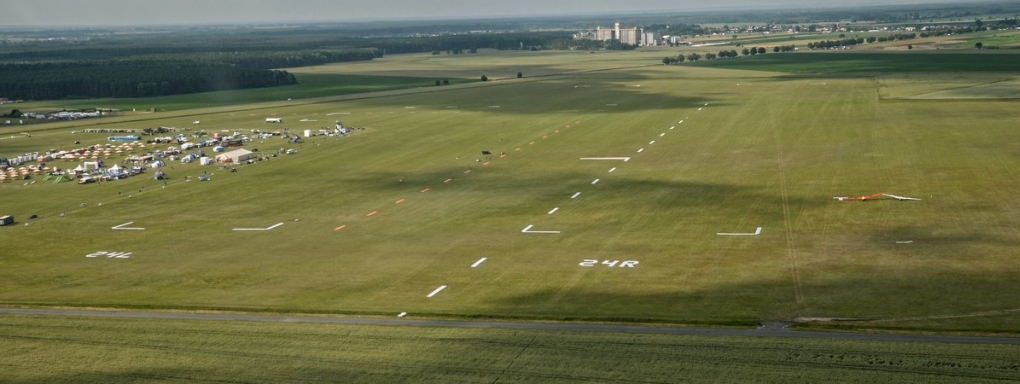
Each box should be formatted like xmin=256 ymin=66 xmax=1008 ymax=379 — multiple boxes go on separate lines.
xmin=3 ymin=314 xmax=1019 ymax=383
xmin=3 ymin=49 xmax=1020 ymax=336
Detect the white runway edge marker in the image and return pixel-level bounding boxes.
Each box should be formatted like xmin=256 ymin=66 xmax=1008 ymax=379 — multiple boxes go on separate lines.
xmin=426 ymin=285 xmax=447 ymax=298
xmin=896 ymin=241 xmax=914 ymax=244
xmin=522 ymin=225 xmax=561 ymax=234
xmin=649 ymin=140 xmax=655 ymax=145
xmin=608 ymin=167 xmax=616 ymax=173
xmin=112 ymin=222 xmax=144 ymax=230
xmin=398 ymin=312 xmax=407 ymax=317
xmin=717 ymin=227 xmax=763 ymax=236
xmin=660 ymin=133 xmax=666 ymax=137
xmin=548 ymin=207 xmax=559 ymax=215
xmin=233 ymin=222 xmax=284 ymax=231
xmin=580 ymin=157 xmax=631 ymax=162
xmin=591 ymin=178 xmax=600 ymax=185
xmin=471 ymin=258 xmax=488 ymax=268
xmin=637 ymin=148 xmax=644 ymax=153
xmin=571 ymin=192 xmax=581 ymax=199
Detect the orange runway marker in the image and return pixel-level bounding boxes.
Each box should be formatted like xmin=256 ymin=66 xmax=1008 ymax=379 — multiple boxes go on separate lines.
xmin=482 ymin=161 xmax=490 ymax=166
xmin=421 ymin=188 xmax=430 ymax=193
xmin=367 ymin=211 xmax=378 ymax=217
xmin=444 ymin=178 xmax=452 ymax=183
xmin=464 ymin=169 xmax=471 ymax=174
xmin=395 ymin=199 xmax=405 ymax=204
xmin=334 ymin=225 xmax=346 ymax=231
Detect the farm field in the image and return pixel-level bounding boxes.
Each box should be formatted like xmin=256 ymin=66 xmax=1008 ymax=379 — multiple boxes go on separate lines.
xmin=3 ymin=314 xmax=1019 ymax=383
xmin=2 ymin=49 xmax=1020 ymax=334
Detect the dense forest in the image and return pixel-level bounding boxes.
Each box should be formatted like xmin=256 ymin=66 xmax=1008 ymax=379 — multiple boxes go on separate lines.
xmin=0 ymin=27 xmax=576 ymax=100
xmin=0 ymin=61 xmax=296 ymax=99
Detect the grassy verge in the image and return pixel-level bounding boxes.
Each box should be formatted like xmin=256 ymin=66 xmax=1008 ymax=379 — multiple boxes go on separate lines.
xmin=2 ymin=314 xmax=1018 ymax=383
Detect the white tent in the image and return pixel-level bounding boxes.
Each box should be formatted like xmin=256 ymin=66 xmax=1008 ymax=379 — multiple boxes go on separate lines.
xmin=223 ymin=149 xmax=255 ymax=164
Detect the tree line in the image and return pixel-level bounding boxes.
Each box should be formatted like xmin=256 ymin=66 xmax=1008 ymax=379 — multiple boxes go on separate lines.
xmin=0 ymin=61 xmax=296 ymax=100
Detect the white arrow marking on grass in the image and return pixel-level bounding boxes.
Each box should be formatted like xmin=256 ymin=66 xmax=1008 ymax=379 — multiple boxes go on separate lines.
xmin=427 ymin=285 xmax=447 ymax=298
xmin=522 ymin=225 xmax=561 ymax=234
xmin=717 ymin=227 xmax=762 ymax=236
xmin=471 ymin=258 xmax=487 ymax=268
xmin=548 ymin=207 xmax=559 ymax=215
xmin=112 ymin=222 xmax=144 ymax=230
xmin=580 ymin=157 xmax=631 ymax=162
xmin=233 ymin=222 xmax=284 ymax=231
xmin=571 ymin=192 xmax=581 ymax=199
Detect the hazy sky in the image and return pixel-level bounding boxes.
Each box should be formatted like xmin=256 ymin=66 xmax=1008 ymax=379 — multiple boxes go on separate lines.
xmin=2 ymin=0 xmax=965 ymax=26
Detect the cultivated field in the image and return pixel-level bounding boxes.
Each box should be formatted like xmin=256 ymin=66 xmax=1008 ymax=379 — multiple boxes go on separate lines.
xmin=3 ymin=49 xmax=1020 ymax=334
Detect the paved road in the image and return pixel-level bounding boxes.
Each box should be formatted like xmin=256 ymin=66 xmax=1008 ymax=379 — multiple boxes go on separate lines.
xmin=2 ymin=308 xmax=1018 ymax=345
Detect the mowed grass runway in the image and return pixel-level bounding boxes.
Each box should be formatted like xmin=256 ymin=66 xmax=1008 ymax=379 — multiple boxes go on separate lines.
xmin=2 ymin=57 xmax=1020 ymax=328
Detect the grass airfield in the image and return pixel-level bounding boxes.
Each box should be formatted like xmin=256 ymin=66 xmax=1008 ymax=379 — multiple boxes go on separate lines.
xmin=4 ymin=52 xmax=1020 ymax=329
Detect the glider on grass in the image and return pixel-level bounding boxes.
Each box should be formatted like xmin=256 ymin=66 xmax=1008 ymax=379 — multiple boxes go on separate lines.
xmin=833 ymin=193 xmax=922 ymax=202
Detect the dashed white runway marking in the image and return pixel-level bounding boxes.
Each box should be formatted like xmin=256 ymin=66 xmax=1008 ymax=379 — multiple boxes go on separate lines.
xmin=471 ymin=258 xmax=488 ymax=268
xmin=522 ymin=225 xmax=561 ymax=234
xmin=571 ymin=192 xmax=581 ymax=199
xmin=717 ymin=227 xmax=763 ymax=236
xmin=591 ymin=179 xmax=600 ymax=185
xmin=660 ymin=133 xmax=666 ymax=137
xmin=649 ymin=140 xmax=655 ymax=145
xmin=233 ymin=222 xmax=284 ymax=231
xmin=427 ymin=285 xmax=447 ymax=298
xmin=112 ymin=222 xmax=144 ymax=230
xmin=608 ymin=167 xmax=616 ymax=173
xmin=548 ymin=207 xmax=559 ymax=215
xmin=398 ymin=312 xmax=407 ymax=317
xmin=637 ymin=148 xmax=644 ymax=153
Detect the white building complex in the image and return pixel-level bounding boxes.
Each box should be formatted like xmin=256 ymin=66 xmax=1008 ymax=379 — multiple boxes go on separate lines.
xmin=596 ymin=23 xmax=643 ymax=45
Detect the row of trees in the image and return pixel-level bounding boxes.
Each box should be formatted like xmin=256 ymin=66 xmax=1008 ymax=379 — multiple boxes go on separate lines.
xmin=807 ymin=34 xmax=918 ymax=50
xmin=662 ymin=44 xmax=801 ymax=65
xmin=0 ymin=61 xmax=296 ymax=100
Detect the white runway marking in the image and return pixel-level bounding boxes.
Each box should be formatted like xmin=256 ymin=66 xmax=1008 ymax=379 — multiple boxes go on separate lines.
xmin=471 ymin=258 xmax=488 ymax=268
xmin=637 ymin=148 xmax=644 ymax=153
xmin=580 ymin=157 xmax=631 ymax=162
xmin=717 ymin=227 xmax=763 ymax=236
xmin=660 ymin=133 xmax=666 ymax=137
xmin=522 ymin=225 xmax=561 ymax=234
xmin=571 ymin=192 xmax=581 ymax=199
xmin=427 ymin=285 xmax=447 ymax=298
xmin=591 ymin=179 xmax=600 ymax=185
xmin=698 ymin=108 xmax=703 ymax=111
xmin=896 ymin=241 xmax=914 ymax=244
xmin=548 ymin=207 xmax=559 ymax=215
xmin=398 ymin=312 xmax=407 ymax=317
xmin=649 ymin=140 xmax=655 ymax=145
xmin=233 ymin=222 xmax=284 ymax=231
xmin=608 ymin=167 xmax=616 ymax=173
xmin=112 ymin=222 xmax=144 ymax=230
xmin=670 ymin=126 xmax=675 ymax=130
xmin=326 ymin=112 xmax=351 ymax=115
